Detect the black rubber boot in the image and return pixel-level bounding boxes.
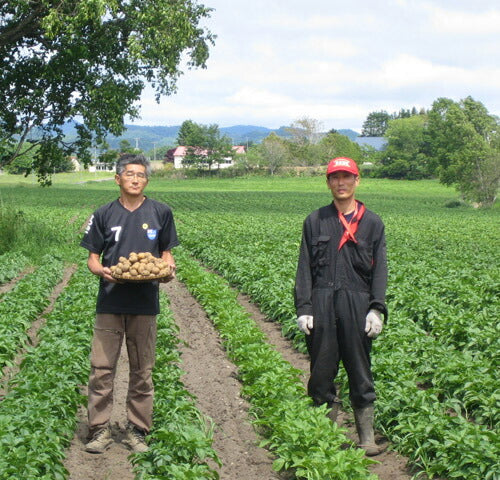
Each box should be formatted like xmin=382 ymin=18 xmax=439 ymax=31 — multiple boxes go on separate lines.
xmin=353 ymin=404 xmax=386 ymax=456
xmin=326 ymin=401 xmax=341 ymax=423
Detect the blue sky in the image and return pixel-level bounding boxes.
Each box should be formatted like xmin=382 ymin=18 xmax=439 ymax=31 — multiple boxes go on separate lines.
xmin=130 ymin=0 xmax=500 ymax=132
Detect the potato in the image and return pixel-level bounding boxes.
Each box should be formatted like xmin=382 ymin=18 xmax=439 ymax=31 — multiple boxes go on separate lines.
xmin=111 ymin=252 xmax=172 ymax=280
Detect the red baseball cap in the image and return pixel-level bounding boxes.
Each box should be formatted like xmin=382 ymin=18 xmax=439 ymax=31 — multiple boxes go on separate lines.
xmin=326 ymin=157 xmax=359 ymax=177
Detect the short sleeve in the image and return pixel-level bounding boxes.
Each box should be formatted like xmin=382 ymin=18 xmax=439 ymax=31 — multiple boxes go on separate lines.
xmin=80 ymin=211 xmax=105 ymax=254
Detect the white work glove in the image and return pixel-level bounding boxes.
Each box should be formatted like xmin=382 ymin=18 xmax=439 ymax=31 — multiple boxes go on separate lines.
xmin=365 ymin=309 xmax=383 ymax=338
xmin=297 ymin=315 xmax=314 ymax=335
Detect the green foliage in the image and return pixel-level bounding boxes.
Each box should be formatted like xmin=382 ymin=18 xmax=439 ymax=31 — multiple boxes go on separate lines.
xmin=0 ymin=0 xmax=215 ymax=183
xmin=0 ymin=262 xmax=95 ymax=479
xmin=260 ymin=133 xmax=291 ymax=174
xmin=0 ymin=252 xmax=29 ymax=284
xmin=176 ymin=247 xmax=376 ymax=479
xmin=426 ymin=96 xmax=499 ymax=206
xmin=0 ymin=207 xmax=25 ymax=254
xmin=361 ymin=111 xmax=391 ymax=137
xmin=155 ymin=176 xmax=499 ymax=480
xmin=361 ymin=108 xmax=424 ymax=137
xmin=320 ymin=132 xmax=363 ymax=164
xmin=0 ymin=255 xmax=64 ymax=371
xmin=131 ymin=295 xmax=220 ymax=479
xmin=3 ymin=147 xmax=34 ymax=174
xmin=377 ymin=115 xmax=430 ymax=180
xmin=176 ymin=121 xmax=234 ymax=170
xmin=0 ymin=201 xmax=76 ymax=259
xmin=0 ymin=175 xmax=497 ymax=479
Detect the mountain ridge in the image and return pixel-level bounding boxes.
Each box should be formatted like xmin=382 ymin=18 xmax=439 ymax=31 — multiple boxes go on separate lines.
xmin=59 ymin=121 xmax=360 ymax=152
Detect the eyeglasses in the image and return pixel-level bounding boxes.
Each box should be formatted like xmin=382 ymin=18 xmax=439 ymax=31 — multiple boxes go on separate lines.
xmin=123 ymin=171 xmax=147 ymax=180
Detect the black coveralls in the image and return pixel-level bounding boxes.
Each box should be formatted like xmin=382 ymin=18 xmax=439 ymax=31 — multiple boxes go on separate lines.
xmin=294 ymin=202 xmax=388 ymax=408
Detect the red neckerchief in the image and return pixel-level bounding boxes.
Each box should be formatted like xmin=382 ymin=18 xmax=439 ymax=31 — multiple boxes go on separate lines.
xmin=337 ymin=200 xmax=365 ymax=250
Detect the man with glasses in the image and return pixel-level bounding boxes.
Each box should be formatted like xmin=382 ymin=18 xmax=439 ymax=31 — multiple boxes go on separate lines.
xmin=80 ymin=153 xmax=178 ymax=453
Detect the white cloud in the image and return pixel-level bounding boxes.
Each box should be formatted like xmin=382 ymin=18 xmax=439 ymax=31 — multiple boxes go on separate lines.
xmin=426 ymin=5 xmax=500 ymax=34
xmin=302 ymin=37 xmax=360 ymax=58
xmin=226 ymin=87 xmax=292 ymax=107
xmin=371 ymin=54 xmax=500 ymax=89
xmin=129 ymin=0 xmax=500 ymax=130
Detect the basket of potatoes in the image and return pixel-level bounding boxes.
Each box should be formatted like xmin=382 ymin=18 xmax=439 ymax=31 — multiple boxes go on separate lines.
xmin=110 ymin=252 xmax=173 ymax=282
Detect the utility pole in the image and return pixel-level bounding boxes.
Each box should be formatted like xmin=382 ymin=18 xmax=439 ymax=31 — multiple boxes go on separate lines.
xmin=153 ymin=142 xmax=157 ymax=161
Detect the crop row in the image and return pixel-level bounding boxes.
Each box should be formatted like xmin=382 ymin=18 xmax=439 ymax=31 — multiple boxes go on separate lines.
xmin=162 ymin=191 xmax=499 ymax=480
xmin=0 ymin=254 xmax=64 ymax=371
xmin=373 ymin=320 xmax=499 ymax=479
xmin=132 ymin=293 xmax=220 ymax=479
xmin=0 ymin=256 xmax=222 ymax=479
xmin=0 ymin=252 xmax=29 ymax=285
xmin=175 ymin=247 xmax=377 ymax=480
xmin=0 ymin=261 xmax=96 ymax=479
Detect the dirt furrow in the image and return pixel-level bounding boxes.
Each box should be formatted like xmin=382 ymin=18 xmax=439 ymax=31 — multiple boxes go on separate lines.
xmin=0 ymin=264 xmax=76 ymax=396
xmin=0 ymin=266 xmax=36 ymax=296
xmin=162 ymin=279 xmax=283 ymax=480
xmin=64 ymin=342 xmax=135 ymax=480
xmin=236 ymin=293 xmax=415 ymax=480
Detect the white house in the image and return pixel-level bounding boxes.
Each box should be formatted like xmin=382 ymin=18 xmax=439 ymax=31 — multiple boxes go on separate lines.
xmin=168 ymin=145 xmax=246 ymax=169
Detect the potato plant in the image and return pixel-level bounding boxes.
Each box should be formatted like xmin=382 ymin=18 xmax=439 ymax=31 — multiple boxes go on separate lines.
xmin=0 ymin=261 xmax=96 ymax=479
xmin=175 ymin=247 xmax=377 ymax=480
xmin=161 ymin=184 xmax=499 ymax=480
xmin=0 ymin=255 xmax=64 ymax=370
xmin=0 ymin=252 xmax=29 ymax=284
xmin=131 ymin=294 xmax=220 ymax=479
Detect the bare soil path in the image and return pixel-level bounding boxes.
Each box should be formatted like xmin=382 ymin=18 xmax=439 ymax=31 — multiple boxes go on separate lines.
xmin=236 ymin=294 xmax=415 ymax=480
xmin=63 ymin=274 xmax=416 ymax=480
xmin=64 ymin=342 xmax=135 ymax=480
xmin=162 ymin=279 xmax=283 ymax=480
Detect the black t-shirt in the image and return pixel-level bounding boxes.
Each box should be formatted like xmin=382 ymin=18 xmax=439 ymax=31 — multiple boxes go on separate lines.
xmin=80 ymin=197 xmax=179 ymax=315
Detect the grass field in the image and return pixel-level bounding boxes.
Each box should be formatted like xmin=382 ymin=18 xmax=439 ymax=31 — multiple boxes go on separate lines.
xmin=0 ymin=172 xmax=498 ymax=479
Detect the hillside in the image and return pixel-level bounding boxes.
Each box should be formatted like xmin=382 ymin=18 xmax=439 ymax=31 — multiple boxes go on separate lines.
xmin=58 ymin=122 xmax=360 ymax=152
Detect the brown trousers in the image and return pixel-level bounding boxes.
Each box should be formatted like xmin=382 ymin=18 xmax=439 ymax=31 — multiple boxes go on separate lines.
xmin=87 ymin=314 xmax=157 ymax=435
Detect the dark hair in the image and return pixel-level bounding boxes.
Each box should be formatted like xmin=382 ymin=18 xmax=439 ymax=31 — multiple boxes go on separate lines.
xmin=116 ymin=154 xmax=151 ymax=177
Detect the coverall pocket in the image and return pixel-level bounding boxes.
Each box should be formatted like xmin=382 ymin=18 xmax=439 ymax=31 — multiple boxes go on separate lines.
xmin=350 ymin=240 xmax=373 ymax=277
xmin=311 ymin=235 xmax=331 ymax=267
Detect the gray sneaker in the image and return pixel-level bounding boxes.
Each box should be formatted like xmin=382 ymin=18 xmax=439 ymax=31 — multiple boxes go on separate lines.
xmin=85 ymin=427 xmax=112 ymax=453
xmin=124 ymin=423 xmax=149 ymax=453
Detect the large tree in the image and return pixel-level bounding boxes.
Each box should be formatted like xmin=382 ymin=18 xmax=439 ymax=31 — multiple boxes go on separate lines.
xmin=285 ymin=117 xmax=324 ymax=166
xmin=426 ymin=97 xmax=499 ymax=206
xmin=319 ymin=132 xmax=362 ymax=164
xmin=0 ymin=0 xmax=214 ymax=184
xmin=377 ymin=115 xmax=430 ymax=180
xmin=361 ymin=111 xmax=391 ymax=137
xmin=177 ymin=120 xmax=233 ymax=170
xmin=176 ymin=119 xmax=205 ymax=147
xmin=260 ymin=133 xmax=289 ymax=175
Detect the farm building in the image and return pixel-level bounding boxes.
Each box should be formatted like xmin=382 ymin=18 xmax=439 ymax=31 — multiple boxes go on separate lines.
xmin=166 ymin=145 xmax=246 ymax=169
